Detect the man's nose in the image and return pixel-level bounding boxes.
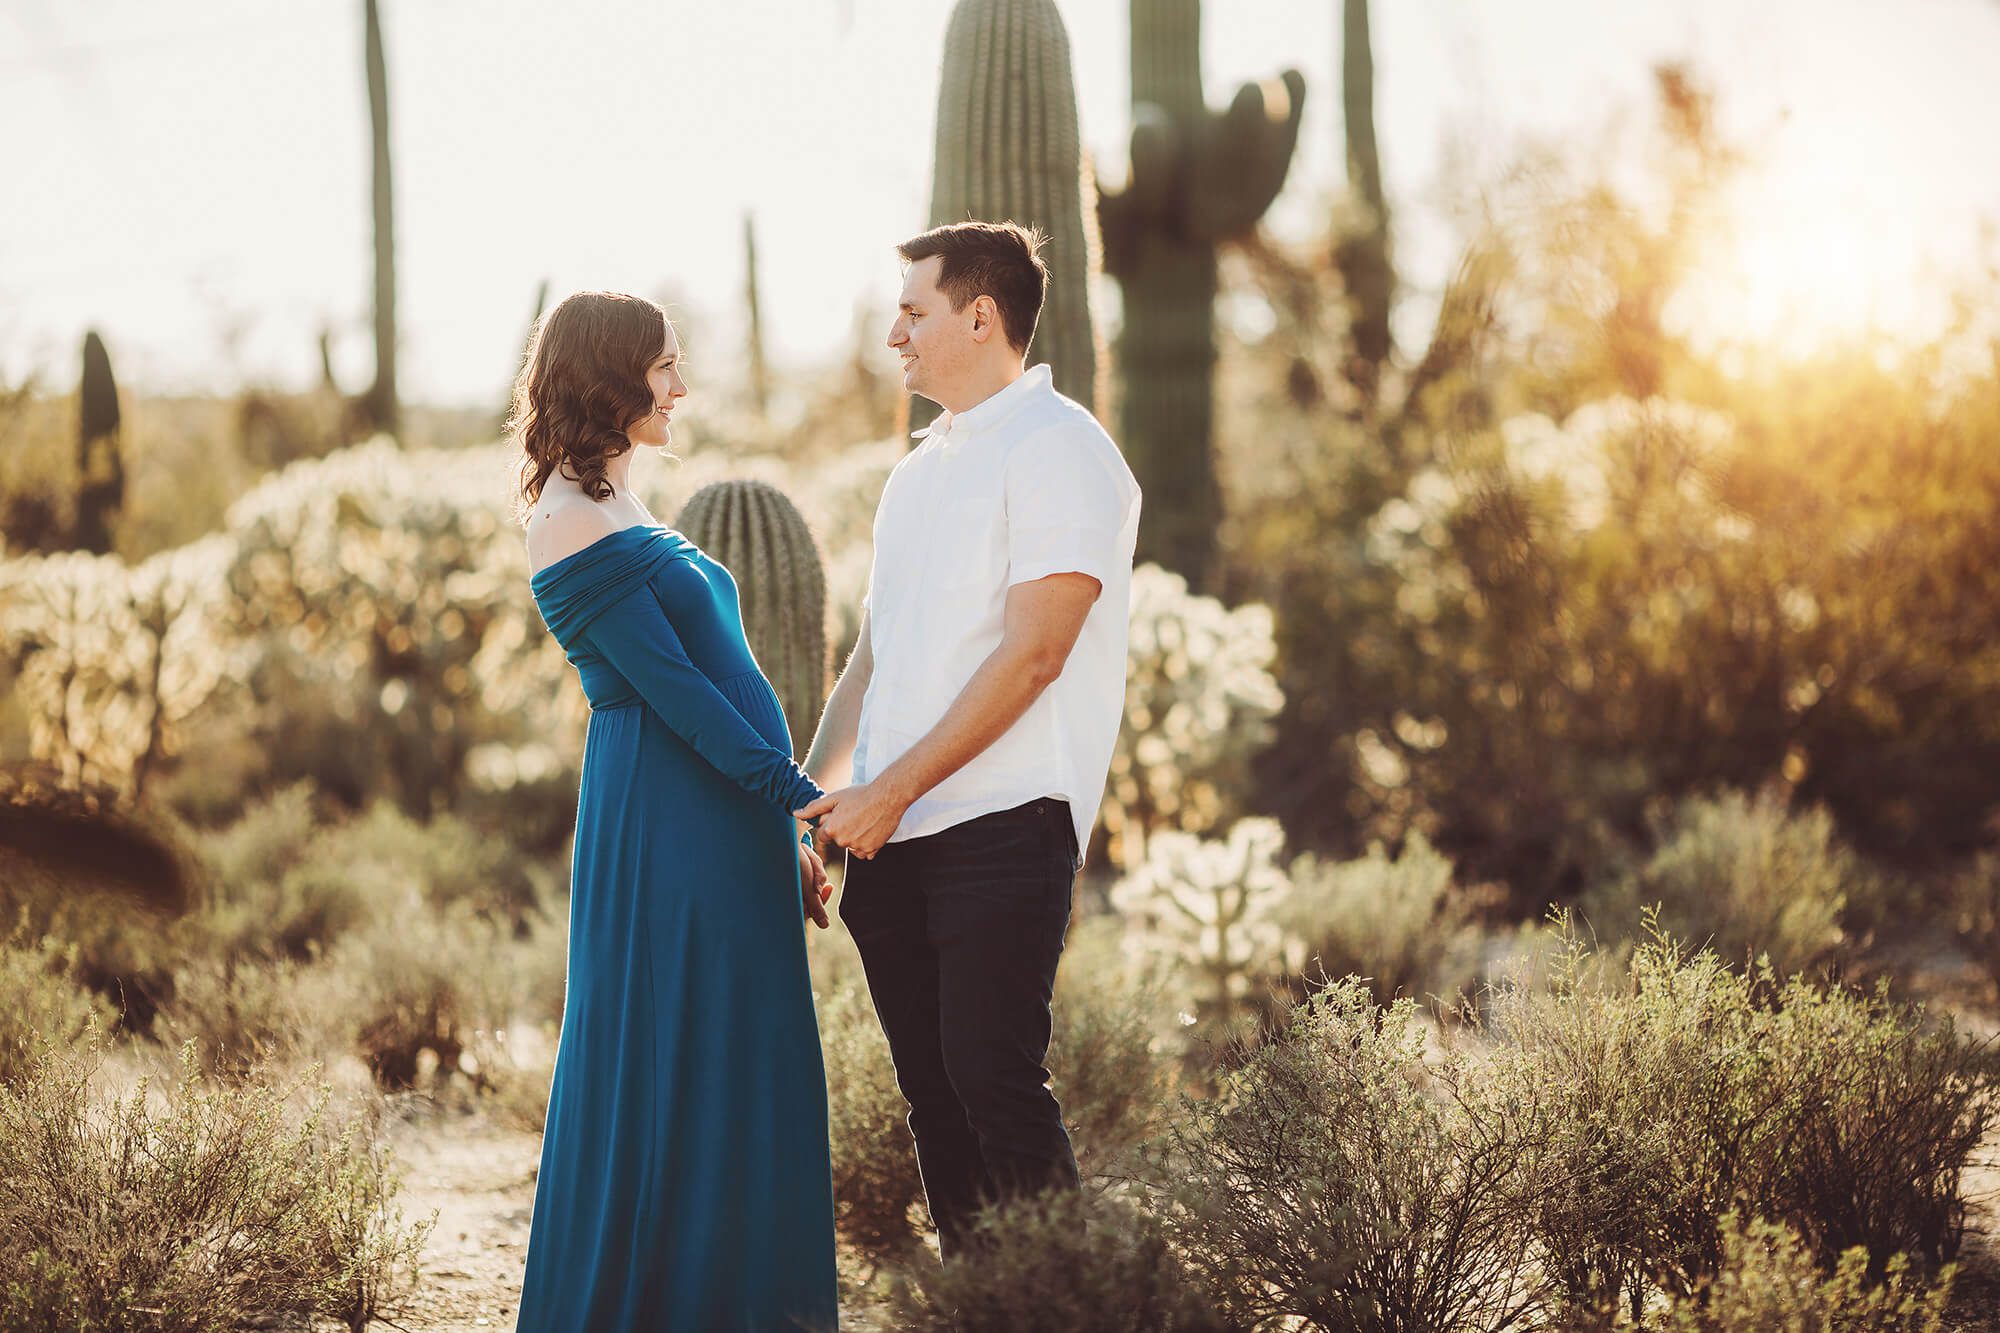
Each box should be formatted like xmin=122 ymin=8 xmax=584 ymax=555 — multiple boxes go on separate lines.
xmin=886 ymin=321 xmax=906 ymax=348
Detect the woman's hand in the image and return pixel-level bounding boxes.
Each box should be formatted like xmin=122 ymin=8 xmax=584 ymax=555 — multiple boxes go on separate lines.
xmin=799 ymin=840 xmax=832 ymax=929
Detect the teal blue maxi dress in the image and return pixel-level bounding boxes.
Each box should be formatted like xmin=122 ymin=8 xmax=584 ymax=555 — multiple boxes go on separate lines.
xmin=518 ymin=524 xmax=838 ymax=1332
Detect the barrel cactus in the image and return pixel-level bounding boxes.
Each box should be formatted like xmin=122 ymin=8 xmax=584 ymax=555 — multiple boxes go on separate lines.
xmin=672 ymin=480 xmax=827 ymax=760
xmin=919 ymin=0 xmax=1103 ymax=432
xmin=75 ymin=329 xmax=124 ymax=553
xmin=1100 ymin=0 xmax=1305 ymax=588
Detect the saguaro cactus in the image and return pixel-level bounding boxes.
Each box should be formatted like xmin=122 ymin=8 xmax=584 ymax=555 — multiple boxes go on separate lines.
xmin=361 ymin=0 xmax=398 ymax=435
xmin=1337 ymin=0 xmax=1395 ymax=396
xmin=672 ymin=480 xmax=828 ymax=761
xmin=744 ymin=214 xmax=770 ymax=417
xmin=1100 ymin=0 xmax=1304 ymax=588
xmin=75 ymin=329 xmax=123 ymax=553
xmin=922 ymin=0 xmax=1102 ymax=432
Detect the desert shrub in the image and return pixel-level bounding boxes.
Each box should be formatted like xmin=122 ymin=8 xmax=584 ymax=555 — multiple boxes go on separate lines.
xmin=1484 ymin=915 xmax=1997 ymax=1323
xmin=1483 ymin=915 xmax=1777 ymax=1321
xmin=190 ymin=779 xmax=319 ymax=889
xmin=1663 ymin=1213 xmax=1954 ymax=1333
xmin=1279 ymin=829 xmax=1482 ymax=1006
xmin=1753 ymin=973 xmax=1998 ymax=1274
xmin=0 ymin=1034 xmax=432 ymax=1332
xmin=156 ymin=951 xmax=332 ymax=1081
xmin=819 ymin=980 xmax=927 ymax=1257
xmin=195 ymin=791 xmax=538 ymax=965
xmin=0 ymin=777 xmax=202 ymax=1032
xmin=300 ymin=1094 xmax=435 ymax=1333
xmin=1047 ymin=921 xmax=1173 ymax=1183
xmin=1104 ymin=565 xmax=1284 ymax=867
xmin=477 ymin=1046 xmax=556 ymax=1134
xmin=511 ymin=891 xmax=572 ymax=1028
xmin=0 ymin=915 xmax=114 ymax=1085
xmin=891 ymin=1189 xmax=1226 ymax=1333
xmin=1167 ymin=979 xmax=1542 ymax=1332
xmin=1948 ymin=850 xmax=2000 ymax=1000
xmin=323 ymin=900 xmax=515 ymax=1090
xmin=1580 ymin=788 xmax=1880 ymax=977
xmin=306 ymin=800 xmax=539 ymax=926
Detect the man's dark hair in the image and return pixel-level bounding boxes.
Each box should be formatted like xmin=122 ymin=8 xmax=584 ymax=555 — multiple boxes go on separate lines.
xmin=896 ymin=220 xmax=1050 ymax=354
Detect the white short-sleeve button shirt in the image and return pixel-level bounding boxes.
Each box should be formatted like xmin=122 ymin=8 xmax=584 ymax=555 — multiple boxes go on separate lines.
xmin=853 ymin=364 xmax=1141 ymax=865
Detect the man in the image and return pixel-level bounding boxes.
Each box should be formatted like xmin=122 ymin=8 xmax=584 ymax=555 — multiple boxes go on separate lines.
xmin=798 ymin=220 xmax=1140 ymax=1259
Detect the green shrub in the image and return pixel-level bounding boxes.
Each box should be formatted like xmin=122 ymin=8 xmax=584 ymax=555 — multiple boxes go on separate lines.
xmin=1582 ymin=788 xmax=1878 ymax=978
xmin=300 ymin=1094 xmax=435 ymax=1333
xmin=1048 ymin=920 xmax=1173 ymax=1184
xmin=0 ymin=1034 xmax=432 ymax=1332
xmin=193 ymin=784 xmax=365 ymax=963
xmin=190 ymin=779 xmax=319 ymax=893
xmin=0 ymin=915 xmax=114 ymax=1085
xmin=1753 ymin=973 xmax=1997 ymax=1274
xmin=891 ymin=1188 xmax=1226 ymax=1333
xmin=1167 ymin=979 xmax=1542 ymax=1332
xmin=820 ymin=980 xmax=928 ymax=1257
xmin=1664 ymin=1213 xmax=1954 ymax=1333
xmin=1483 ymin=914 xmax=1997 ymax=1323
xmin=194 ymin=791 xmax=538 ymax=966
xmin=308 ymin=800 xmax=538 ymax=925
xmin=324 ymin=900 xmax=514 ymax=1090
xmin=0 ymin=778 xmax=201 ymax=1033
xmin=1484 ymin=915 xmax=1775 ymax=1321
xmin=1279 ymin=829 xmax=1482 ymax=1006
xmin=156 ymin=951 xmax=332 ymax=1081
xmin=1948 ymin=850 xmax=2000 ymax=1000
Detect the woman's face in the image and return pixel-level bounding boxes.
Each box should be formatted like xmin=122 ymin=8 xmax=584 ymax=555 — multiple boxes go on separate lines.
xmin=625 ymin=324 xmax=688 ymax=450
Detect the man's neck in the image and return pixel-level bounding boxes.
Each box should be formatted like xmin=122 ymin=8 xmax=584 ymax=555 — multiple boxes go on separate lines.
xmin=936 ymin=359 xmax=1026 ymax=419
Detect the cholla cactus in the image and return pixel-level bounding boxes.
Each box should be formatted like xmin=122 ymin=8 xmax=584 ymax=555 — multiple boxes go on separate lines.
xmin=672 ymin=479 xmax=828 ymax=760
xmin=0 ymin=536 xmax=233 ymax=795
xmin=218 ymin=438 xmax=576 ymax=811
xmin=1110 ymin=817 xmax=1292 ymax=1011
xmin=1105 ymin=563 xmax=1283 ymax=868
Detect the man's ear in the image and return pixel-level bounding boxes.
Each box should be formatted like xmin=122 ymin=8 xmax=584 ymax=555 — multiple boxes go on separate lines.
xmin=969 ymin=294 xmax=1000 ymax=344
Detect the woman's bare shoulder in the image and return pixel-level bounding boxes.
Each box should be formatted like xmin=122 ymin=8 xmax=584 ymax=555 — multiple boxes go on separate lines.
xmin=525 ymin=499 xmax=624 ymax=575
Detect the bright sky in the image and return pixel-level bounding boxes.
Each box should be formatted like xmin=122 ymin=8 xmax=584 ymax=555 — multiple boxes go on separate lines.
xmin=4 ymin=0 xmax=1997 ymax=406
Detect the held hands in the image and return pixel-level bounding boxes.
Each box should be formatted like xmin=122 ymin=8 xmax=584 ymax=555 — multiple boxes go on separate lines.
xmin=794 ymin=780 xmax=910 ymax=860
xmin=798 ymin=838 xmax=832 ymax=929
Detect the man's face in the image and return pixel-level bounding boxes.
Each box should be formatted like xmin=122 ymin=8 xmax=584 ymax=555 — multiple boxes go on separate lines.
xmin=887 ymin=256 xmax=975 ymax=407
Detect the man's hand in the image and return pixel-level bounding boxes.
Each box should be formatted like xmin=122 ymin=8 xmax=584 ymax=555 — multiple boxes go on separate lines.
xmin=796 ymin=781 xmax=911 ymax=860
xmin=799 ymin=839 xmax=832 ymax=928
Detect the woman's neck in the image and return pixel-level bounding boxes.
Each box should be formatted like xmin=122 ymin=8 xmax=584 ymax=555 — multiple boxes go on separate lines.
xmin=603 ymin=445 xmax=637 ymax=496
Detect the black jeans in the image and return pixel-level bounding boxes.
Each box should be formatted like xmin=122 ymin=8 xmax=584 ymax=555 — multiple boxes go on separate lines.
xmin=840 ymin=797 xmax=1084 ymax=1259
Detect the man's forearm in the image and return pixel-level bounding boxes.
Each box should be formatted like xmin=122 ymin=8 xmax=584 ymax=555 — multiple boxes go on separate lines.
xmin=805 ymin=655 xmax=869 ymax=790
xmin=873 ymin=637 xmax=1058 ymax=808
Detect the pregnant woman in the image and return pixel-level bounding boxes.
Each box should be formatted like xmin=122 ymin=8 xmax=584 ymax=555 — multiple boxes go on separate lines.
xmin=510 ymin=290 xmax=839 ymax=1331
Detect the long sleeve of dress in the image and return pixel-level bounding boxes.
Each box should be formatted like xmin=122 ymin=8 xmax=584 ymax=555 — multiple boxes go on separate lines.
xmin=583 ymin=583 xmax=825 ymax=815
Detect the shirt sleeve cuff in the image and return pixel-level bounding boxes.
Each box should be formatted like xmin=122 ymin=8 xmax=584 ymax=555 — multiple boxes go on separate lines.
xmin=1008 ymin=524 xmax=1117 ymax=590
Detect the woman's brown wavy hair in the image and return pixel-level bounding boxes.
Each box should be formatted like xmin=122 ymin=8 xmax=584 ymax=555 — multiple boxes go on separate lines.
xmin=510 ymin=290 xmax=670 ymax=520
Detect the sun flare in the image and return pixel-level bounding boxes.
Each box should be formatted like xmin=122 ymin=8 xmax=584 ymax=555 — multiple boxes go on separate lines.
xmin=1672 ymin=136 xmax=1941 ymax=358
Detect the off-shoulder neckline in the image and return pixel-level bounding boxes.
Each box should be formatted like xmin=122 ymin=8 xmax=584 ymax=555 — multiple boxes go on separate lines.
xmin=528 ymin=521 xmax=675 ymax=589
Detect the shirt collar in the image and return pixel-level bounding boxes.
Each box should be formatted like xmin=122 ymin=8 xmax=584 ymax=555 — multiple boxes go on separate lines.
xmin=909 ymin=364 xmax=1052 ymax=443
